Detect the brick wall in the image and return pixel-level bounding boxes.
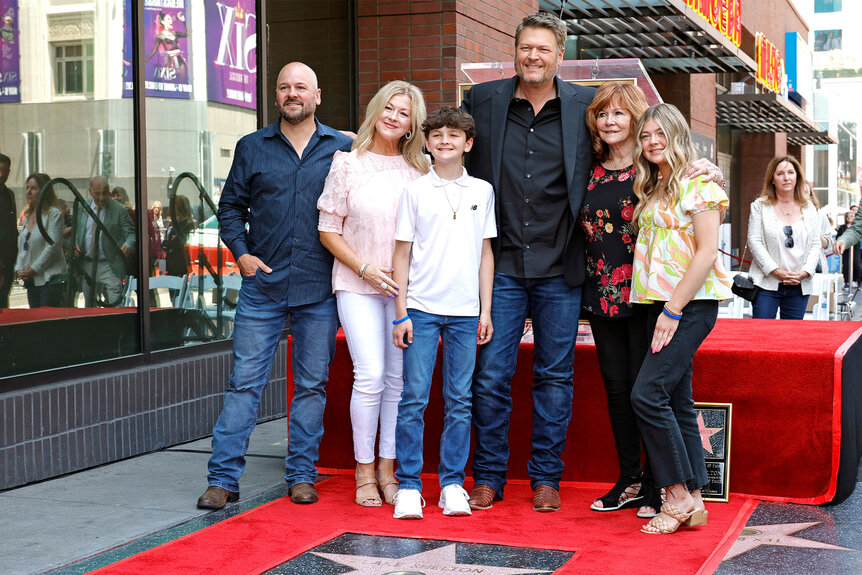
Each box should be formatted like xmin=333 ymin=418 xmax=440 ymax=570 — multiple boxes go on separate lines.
xmin=356 ymin=0 xmax=536 ymax=118
xmin=651 ymin=73 xmax=717 ymax=142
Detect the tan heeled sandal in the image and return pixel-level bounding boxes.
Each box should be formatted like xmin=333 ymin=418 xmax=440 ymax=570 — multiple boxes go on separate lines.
xmin=641 ymin=501 xmax=700 ymax=534
xmin=355 ymin=476 xmax=382 ymax=507
xmin=376 ymin=475 xmax=399 ymax=505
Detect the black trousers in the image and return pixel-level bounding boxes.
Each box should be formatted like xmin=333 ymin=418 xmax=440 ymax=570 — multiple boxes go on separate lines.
xmin=587 ymin=306 xmax=649 ymax=479
xmin=631 ymin=300 xmax=717 ymax=489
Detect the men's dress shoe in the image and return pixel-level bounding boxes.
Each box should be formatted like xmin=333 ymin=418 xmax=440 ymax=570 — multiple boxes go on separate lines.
xmin=468 ymin=484 xmax=498 ymax=510
xmin=533 ymin=485 xmax=561 ymax=512
xmin=197 ymin=486 xmax=239 ymax=510
xmin=289 ymin=482 xmax=319 ymax=504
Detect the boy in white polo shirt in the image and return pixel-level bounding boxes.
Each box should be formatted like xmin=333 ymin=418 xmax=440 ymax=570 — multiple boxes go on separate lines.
xmin=390 ymin=106 xmax=496 ymax=519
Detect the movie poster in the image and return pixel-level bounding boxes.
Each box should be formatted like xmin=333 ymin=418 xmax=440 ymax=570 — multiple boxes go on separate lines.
xmin=144 ymin=0 xmax=191 ymax=99
xmin=0 ymin=0 xmax=20 ymax=103
xmin=122 ymin=0 xmax=133 ymax=98
xmin=205 ymin=0 xmax=256 ymax=109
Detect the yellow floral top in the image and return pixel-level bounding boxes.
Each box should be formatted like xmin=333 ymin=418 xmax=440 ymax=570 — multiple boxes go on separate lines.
xmin=631 ymin=176 xmax=733 ymax=303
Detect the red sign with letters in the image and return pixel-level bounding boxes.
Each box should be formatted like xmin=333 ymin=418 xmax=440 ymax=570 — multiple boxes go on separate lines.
xmin=684 ymin=0 xmax=742 ymax=47
xmin=755 ymin=32 xmax=785 ymax=93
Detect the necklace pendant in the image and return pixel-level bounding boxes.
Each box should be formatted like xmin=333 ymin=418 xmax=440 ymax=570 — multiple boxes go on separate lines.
xmin=453 ymin=212 xmax=457 ymax=220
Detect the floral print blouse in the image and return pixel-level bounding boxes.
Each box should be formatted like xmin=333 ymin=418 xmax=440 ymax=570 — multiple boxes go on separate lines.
xmin=578 ymin=163 xmax=639 ymax=318
xmin=631 ymin=176 xmax=733 ymax=303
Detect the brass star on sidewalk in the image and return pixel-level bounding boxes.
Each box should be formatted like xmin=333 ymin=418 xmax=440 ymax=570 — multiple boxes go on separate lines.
xmin=724 ymin=521 xmax=854 ymax=560
xmin=312 ymin=543 xmax=553 ymax=575
xmin=697 ymin=411 xmax=722 ymax=453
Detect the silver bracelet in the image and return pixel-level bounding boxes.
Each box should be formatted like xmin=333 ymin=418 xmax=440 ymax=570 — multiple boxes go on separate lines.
xmin=358 ymin=262 xmax=369 ymax=279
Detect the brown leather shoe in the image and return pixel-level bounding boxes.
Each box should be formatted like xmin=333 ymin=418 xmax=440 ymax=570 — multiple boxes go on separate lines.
xmin=289 ymin=482 xmax=319 ymax=504
xmin=533 ymin=485 xmax=561 ymax=512
xmin=197 ymin=486 xmax=239 ymax=510
xmin=468 ymin=484 xmax=498 ymax=510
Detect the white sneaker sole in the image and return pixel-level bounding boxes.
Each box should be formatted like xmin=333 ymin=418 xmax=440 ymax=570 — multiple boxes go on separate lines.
xmin=393 ymin=511 xmax=423 ymax=520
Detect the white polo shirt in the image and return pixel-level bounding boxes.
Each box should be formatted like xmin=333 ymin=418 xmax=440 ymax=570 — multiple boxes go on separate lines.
xmin=395 ymin=166 xmax=496 ymax=316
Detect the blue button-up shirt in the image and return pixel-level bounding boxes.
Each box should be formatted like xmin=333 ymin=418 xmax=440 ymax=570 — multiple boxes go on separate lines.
xmin=218 ymin=119 xmax=353 ymax=305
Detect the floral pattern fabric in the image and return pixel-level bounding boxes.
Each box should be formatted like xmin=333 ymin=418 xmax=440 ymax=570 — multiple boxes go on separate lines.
xmin=630 ymin=176 xmax=733 ymax=303
xmin=578 ymin=163 xmax=639 ymax=317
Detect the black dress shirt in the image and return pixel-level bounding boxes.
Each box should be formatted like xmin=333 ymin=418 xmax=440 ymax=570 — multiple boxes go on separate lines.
xmin=218 ymin=119 xmax=353 ymax=305
xmin=496 ymin=94 xmax=571 ymax=279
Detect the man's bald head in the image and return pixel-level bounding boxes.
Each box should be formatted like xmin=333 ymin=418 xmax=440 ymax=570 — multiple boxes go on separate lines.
xmin=277 ymin=62 xmax=318 ymax=91
xmin=89 ymin=175 xmax=110 ymax=208
xmin=274 ymin=62 xmax=321 ymax=126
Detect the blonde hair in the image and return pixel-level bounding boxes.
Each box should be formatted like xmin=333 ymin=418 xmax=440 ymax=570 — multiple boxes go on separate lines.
xmin=353 ymin=81 xmax=429 ymax=174
xmin=632 ymin=103 xmax=696 ymax=231
xmin=585 ymin=82 xmax=649 ymax=163
xmin=760 ymin=155 xmax=808 ymax=207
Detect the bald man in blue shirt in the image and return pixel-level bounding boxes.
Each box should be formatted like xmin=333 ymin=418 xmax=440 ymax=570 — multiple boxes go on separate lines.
xmin=198 ymin=63 xmax=353 ymax=510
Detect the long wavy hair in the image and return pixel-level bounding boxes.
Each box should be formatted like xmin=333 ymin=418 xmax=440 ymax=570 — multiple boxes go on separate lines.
xmin=585 ymin=82 xmax=649 ymax=163
xmin=760 ymin=154 xmax=807 ymax=207
xmin=353 ymin=81 xmax=429 ymax=174
xmin=632 ymin=103 xmax=696 ymax=231
xmin=24 ymin=172 xmax=58 ymax=218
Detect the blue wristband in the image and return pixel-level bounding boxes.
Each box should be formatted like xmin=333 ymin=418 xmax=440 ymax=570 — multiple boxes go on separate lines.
xmin=662 ymin=304 xmax=682 ymax=320
xmin=392 ymin=315 xmax=410 ymax=325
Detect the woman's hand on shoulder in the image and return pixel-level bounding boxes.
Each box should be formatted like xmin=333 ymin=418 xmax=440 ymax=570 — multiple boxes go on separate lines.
xmin=685 ymin=159 xmax=725 ymax=188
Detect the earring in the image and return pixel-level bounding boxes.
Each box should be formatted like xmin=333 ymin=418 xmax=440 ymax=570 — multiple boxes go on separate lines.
xmin=404 ymin=130 xmax=413 ymax=141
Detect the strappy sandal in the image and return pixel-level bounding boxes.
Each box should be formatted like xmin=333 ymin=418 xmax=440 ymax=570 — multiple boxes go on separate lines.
xmin=636 ymin=480 xmax=663 ymax=518
xmin=590 ymin=474 xmax=643 ymax=512
xmin=376 ymin=474 xmax=399 ymax=506
xmin=355 ymin=475 xmax=382 ymax=507
xmin=641 ymin=501 xmax=698 ymax=534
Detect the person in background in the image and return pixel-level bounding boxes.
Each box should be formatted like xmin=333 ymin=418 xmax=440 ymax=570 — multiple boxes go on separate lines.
xmin=628 ymin=103 xmax=731 ymax=535
xmin=317 ymin=80 xmax=428 ymax=507
xmin=152 ymin=200 xmax=166 ymax=241
xmin=835 ymin=205 xmax=862 ymax=287
xmin=0 ymin=153 xmax=17 ymax=308
xmin=15 ymin=173 xmax=66 ymax=308
xmin=747 ymin=156 xmax=820 ymax=319
xmin=803 ymin=184 xmax=834 ymax=274
xmin=162 ymin=194 xmax=196 ymax=279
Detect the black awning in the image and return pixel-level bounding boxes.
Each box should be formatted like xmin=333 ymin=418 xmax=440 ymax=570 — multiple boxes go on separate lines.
xmin=549 ymin=0 xmax=757 ymax=74
xmin=716 ymin=92 xmax=822 ymax=134
xmin=787 ymin=132 xmax=837 ymax=146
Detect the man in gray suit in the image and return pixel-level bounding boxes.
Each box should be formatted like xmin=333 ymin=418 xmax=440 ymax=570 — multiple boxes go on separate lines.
xmin=75 ymin=176 xmax=135 ymax=307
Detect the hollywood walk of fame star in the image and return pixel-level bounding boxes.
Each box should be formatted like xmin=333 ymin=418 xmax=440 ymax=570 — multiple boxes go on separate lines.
xmin=697 ymin=411 xmax=722 ymax=454
xmin=311 ymin=543 xmax=553 ymax=575
xmin=724 ymin=521 xmax=854 ymax=560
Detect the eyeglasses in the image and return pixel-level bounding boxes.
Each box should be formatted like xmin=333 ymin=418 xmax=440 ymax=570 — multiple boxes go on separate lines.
xmin=23 ymin=230 xmax=31 ymax=251
xmin=783 ymin=225 xmax=794 ymax=248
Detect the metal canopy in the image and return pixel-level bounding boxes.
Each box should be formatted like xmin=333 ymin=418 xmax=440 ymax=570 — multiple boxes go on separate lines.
xmin=786 ymin=132 xmax=838 ymax=146
xmin=548 ymin=0 xmax=757 ymax=73
xmin=716 ymin=92 xmax=825 ymax=136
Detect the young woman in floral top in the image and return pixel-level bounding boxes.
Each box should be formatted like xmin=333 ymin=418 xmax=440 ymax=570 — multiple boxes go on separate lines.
xmin=629 ymin=103 xmax=732 ymax=535
xmin=580 ymin=83 xmax=723 ymax=519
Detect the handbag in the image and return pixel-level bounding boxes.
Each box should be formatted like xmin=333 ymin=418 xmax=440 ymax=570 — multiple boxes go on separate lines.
xmin=731 ymin=244 xmax=760 ymax=303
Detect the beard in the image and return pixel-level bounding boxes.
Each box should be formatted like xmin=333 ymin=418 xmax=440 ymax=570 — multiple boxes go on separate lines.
xmin=278 ymin=98 xmax=315 ymax=125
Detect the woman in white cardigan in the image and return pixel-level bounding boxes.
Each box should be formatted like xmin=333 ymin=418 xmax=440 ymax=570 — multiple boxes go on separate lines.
xmin=747 ymin=155 xmax=820 ymax=319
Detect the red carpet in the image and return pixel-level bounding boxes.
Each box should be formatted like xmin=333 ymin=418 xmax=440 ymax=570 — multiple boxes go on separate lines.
xmin=92 ymin=473 xmax=755 ymax=575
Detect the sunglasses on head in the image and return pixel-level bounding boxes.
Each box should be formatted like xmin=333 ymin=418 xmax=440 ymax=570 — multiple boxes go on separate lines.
xmin=783 ymin=225 xmax=794 ymax=248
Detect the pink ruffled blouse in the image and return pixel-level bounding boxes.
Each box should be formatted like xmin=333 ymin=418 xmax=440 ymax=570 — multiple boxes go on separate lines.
xmin=317 ymin=149 xmax=424 ymax=294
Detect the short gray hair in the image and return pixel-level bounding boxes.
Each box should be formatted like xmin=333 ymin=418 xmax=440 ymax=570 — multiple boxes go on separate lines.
xmin=515 ymin=12 xmax=567 ymax=54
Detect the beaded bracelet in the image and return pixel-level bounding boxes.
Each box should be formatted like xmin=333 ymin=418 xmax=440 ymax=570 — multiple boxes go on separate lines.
xmin=662 ymin=304 xmax=682 ymax=320
xmin=392 ymin=315 xmax=410 ymax=325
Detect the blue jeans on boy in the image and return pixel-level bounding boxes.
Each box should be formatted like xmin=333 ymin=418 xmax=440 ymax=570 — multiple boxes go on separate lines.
xmin=471 ymin=273 xmax=582 ymax=497
xmin=395 ymin=309 xmax=479 ymax=491
xmin=207 ymin=276 xmax=338 ymax=492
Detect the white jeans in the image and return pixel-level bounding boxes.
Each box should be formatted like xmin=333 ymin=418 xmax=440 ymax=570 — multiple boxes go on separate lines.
xmin=336 ymin=291 xmax=403 ymax=463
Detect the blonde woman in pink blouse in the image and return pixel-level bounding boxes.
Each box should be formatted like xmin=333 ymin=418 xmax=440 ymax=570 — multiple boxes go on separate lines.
xmin=318 ymin=81 xmax=429 ymax=507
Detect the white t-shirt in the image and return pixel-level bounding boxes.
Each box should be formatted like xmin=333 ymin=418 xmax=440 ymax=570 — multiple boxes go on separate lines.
xmin=395 ymin=166 xmax=497 ymax=316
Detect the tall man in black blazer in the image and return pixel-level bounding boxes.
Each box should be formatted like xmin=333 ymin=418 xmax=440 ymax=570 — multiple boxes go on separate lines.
xmin=462 ymin=12 xmax=596 ymax=512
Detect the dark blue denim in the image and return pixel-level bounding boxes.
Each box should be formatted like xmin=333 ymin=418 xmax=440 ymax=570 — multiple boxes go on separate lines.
xmin=631 ymin=300 xmax=717 ymax=490
xmin=751 ymin=284 xmax=809 ymax=320
xmin=207 ymin=276 xmax=339 ymax=492
xmin=471 ymin=273 xmax=582 ymax=495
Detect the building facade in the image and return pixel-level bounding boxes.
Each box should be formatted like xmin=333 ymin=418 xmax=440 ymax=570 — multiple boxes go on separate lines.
xmin=0 ymin=0 xmax=823 ymax=490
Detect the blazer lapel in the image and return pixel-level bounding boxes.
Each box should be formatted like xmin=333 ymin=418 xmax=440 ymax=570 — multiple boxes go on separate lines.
xmin=490 ymin=78 xmax=516 ymax=190
xmin=560 ymin=80 xmax=582 ymax=197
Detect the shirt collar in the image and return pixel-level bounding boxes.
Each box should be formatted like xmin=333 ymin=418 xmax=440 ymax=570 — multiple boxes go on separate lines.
xmin=511 ymin=76 xmax=562 ymax=102
xmin=264 ymin=117 xmax=338 ymax=139
xmin=428 ymin=165 xmax=468 ymax=188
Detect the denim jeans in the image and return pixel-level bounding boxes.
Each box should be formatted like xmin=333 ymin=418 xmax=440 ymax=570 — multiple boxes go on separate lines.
xmin=471 ymin=273 xmax=582 ymax=495
xmin=395 ymin=309 xmax=478 ymax=491
xmin=207 ymin=276 xmax=338 ymax=492
xmin=630 ymin=300 xmax=717 ymax=490
xmin=751 ymin=284 xmax=809 ymax=320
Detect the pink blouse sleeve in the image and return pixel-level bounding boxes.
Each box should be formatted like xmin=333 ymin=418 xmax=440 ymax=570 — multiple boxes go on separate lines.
xmin=317 ymin=151 xmax=350 ymax=233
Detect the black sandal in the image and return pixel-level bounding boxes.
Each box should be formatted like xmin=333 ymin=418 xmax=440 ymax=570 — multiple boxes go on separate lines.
xmin=636 ymin=481 xmax=664 ymax=518
xmin=590 ymin=475 xmax=643 ymax=512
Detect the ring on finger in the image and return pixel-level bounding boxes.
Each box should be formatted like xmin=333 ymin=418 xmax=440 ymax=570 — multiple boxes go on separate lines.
xmin=380 ymin=281 xmax=388 ymax=290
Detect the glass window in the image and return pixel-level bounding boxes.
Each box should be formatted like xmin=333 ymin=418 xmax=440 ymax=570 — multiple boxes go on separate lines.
xmin=814 ymin=30 xmax=842 ymax=52
xmin=815 ymin=0 xmax=842 ymax=13
xmin=53 ymin=41 xmax=93 ymax=95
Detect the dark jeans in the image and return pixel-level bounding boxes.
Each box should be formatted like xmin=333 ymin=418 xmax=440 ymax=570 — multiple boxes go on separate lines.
xmin=631 ymin=300 xmax=717 ymax=490
xmin=26 ymin=282 xmax=65 ymax=308
xmin=587 ymin=306 xmax=649 ymax=479
xmin=471 ymin=273 xmax=582 ymax=495
xmin=751 ymin=284 xmax=808 ymax=320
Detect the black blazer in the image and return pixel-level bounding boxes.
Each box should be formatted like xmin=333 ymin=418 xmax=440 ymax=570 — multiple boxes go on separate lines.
xmin=462 ymin=76 xmax=596 ymax=287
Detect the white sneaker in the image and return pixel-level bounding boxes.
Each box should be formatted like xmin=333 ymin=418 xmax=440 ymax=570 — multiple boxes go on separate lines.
xmin=393 ymin=489 xmax=425 ymax=519
xmin=438 ymin=484 xmax=472 ymax=516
